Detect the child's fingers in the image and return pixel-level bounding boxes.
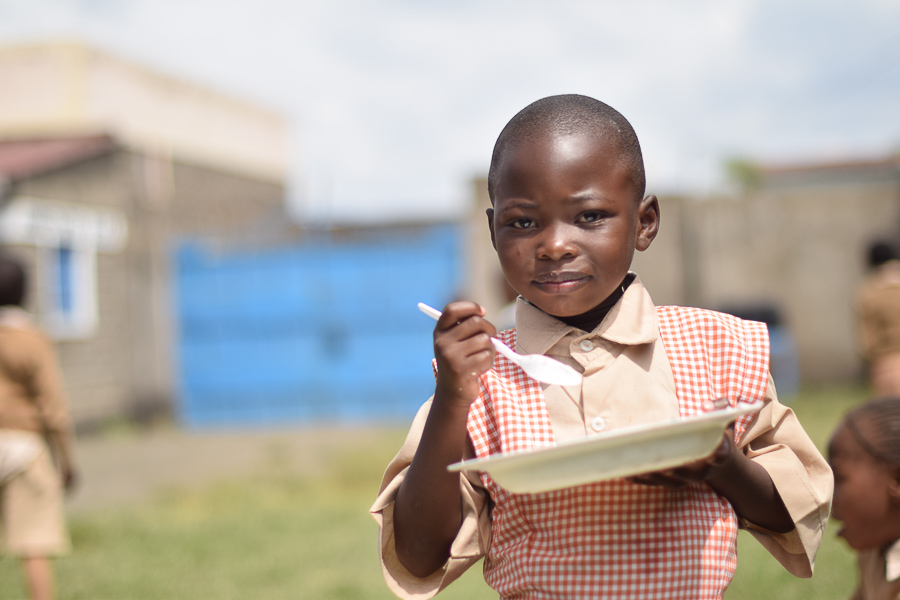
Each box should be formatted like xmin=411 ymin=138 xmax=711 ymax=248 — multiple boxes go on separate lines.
xmin=432 ymin=306 xmax=496 ymax=377
xmin=450 ymin=332 xmax=495 ymax=359
xmin=628 ymin=472 xmax=691 ymax=488
xmin=435 ymin=332 xmax=496 ymax=375
xmin=433 ymin=305 xmax=497 ymax=353
xmin=438 ymin=314 xmax=497 ymax=343
xmin=702 ymin=397 xmax=730 ymax=412
xmin=629 ymin=430 xmax=736 ymax=487
xmin=436 ymin=301 xmax=487 ymax=330
xmin=629 ymin=464 xmax=709 ymax=488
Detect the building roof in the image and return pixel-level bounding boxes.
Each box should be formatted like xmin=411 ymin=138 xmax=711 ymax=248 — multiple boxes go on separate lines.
xmin=0 ymin=134 xmax=117 ymax=180
xmin=0 ymin=42 xmax=286 ymax=182
xmin=761 ymin=153 xmax=900 ymax=188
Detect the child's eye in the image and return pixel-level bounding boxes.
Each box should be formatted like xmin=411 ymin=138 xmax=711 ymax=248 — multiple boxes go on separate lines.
xmin=577 ymin=211 xmax=605 ymax=223
xmin=510 ymin=218 xmax=535 ymax=229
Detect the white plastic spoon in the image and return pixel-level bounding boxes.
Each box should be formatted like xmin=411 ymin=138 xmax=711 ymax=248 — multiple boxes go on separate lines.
xmin=417 ymin=302 xmax=583 ymax=387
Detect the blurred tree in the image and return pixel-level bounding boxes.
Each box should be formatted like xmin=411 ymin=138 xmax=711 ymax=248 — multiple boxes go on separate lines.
xmin=725 ymin=157 xmax=763 ymax=195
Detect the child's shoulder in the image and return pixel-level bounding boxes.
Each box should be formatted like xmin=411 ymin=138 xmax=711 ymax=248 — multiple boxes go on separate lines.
xmin=657 ymin=304 xmax=757 ymax=324
xmin=656 ymin=305 xmax=768 ymax=339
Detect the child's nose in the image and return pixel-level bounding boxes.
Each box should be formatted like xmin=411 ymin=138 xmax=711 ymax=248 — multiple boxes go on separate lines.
xmin=537 ymin=222 xmax=578 ymax=260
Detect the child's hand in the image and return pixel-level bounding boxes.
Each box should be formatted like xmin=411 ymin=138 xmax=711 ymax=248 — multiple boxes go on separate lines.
xmin=627 ymin=423 xmax=738 ymax=488
xmin=433 ymin=301 xmax=497 ymax=409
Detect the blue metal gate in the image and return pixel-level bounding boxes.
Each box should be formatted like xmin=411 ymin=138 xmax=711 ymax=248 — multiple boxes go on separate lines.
xmin=174 ymin=225 xmax=461 ymax=427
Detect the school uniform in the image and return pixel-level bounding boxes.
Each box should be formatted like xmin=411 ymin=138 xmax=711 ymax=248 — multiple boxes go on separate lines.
xmin=850 ymin=540 xmax=900 ymax=600
xmin=372 ymin=276 xmax=832 ymax=599
xmin=0 ymin=307 xmax=74 ymax=557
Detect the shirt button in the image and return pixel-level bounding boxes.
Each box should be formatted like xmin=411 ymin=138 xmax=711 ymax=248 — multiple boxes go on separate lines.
xmin=579 ymin=339 xmax=594 ymax=352
xmin=590 ymin=416 xmax=606 ymax=432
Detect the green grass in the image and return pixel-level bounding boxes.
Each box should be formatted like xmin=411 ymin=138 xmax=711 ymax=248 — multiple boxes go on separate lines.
xmin=0 ymin=386 xmax=868 ymax=599
xmin=0 ymin=425 xmax=491 ymax=600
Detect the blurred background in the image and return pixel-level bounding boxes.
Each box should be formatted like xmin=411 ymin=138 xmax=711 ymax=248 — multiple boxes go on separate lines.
xmin=0 ymin=1 xmax=898 ymax=598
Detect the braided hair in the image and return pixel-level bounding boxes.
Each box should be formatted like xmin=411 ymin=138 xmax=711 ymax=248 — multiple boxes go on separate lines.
xmin=843 ymin=397 xmax=900 ymax=464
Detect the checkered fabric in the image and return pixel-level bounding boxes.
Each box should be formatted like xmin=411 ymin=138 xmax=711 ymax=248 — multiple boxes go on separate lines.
xmin=465 ymin=306 xmax=770 ymax=599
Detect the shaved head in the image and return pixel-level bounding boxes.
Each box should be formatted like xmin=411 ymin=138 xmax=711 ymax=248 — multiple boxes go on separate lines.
xmin=488 ymin=94 xmax=645 ymax=203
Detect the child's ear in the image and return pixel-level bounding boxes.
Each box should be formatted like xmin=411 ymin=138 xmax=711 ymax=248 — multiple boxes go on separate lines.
xmin=889 ymin=465 xmax=900 ymax=505
xmin=635 ymin=195 xmax=660 ymax=252
xmin=486 ymin=208 xmax=497 ymax=250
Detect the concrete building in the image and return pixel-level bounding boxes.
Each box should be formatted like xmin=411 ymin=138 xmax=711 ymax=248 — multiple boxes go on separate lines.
xmin=0 ymin=42 xmax=287 ymax=427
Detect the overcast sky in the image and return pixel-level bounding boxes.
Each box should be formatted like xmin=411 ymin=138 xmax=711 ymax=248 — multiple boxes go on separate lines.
xmin=1 ymin=0 xmax=899 ymax=223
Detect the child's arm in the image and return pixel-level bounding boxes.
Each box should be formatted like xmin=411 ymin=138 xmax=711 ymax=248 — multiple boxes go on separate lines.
xmin=630 ymin=425 xmax=794 ymax=533
xmin=393 ymin=301 xmax=496 ymax=578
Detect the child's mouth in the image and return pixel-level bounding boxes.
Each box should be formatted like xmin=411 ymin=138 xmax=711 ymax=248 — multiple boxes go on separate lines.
xmin=533 ymin=272 xmax=590 ymax=293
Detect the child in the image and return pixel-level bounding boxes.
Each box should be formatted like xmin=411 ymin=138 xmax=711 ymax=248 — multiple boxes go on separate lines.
xmin=0 ymin=255 xmax=78 ymax=600
xmin=371 ymin=94 xmax=833 ymax=599
xmin=829 ymin=398 xmax=900 ymax=599
xmin=857 ymin=240 xmax=900 ymax=397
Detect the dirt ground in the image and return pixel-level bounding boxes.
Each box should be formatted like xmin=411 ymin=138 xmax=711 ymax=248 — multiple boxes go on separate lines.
xmin=65 ymin=424 xmax=392 ymax=515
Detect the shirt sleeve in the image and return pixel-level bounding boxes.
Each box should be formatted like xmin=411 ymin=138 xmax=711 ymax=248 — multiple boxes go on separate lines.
xmin=369 ymin=399 xmax=491 ymax=600
xmin=23 ymin=329 xmax=77 ymax=474
xmin=29 ymin=331 xmax=73 ymax=435
xmin=737 ymin=374 xmax=834 ymax=578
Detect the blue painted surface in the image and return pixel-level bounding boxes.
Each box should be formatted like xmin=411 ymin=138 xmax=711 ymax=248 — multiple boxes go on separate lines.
xmin=173 ymin=225 xmax=461 ymax=427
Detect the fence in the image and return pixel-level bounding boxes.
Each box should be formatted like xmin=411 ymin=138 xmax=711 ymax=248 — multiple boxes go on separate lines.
xmin=174 ymin=225 xmax=461 ymax=427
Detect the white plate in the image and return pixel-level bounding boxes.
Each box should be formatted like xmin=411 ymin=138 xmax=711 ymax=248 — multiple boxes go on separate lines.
xmin=448 ymin=403 xmax=761 ymax=494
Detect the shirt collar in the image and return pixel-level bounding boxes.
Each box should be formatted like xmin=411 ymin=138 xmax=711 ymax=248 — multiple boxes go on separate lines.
xmin=885 ymin=538 xmax=900 ymax=581
xmin=514 ymin=273 xmax=659 ymax=355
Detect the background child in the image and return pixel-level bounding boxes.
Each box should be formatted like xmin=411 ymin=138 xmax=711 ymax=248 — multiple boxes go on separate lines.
xmin=372 ymin=94 xmax=832 ymax=599
xmin=0 ymin=255 xmax=78 ymax=600
xmin=829 ymin=397 xmax=900 ymax=600
xmin=857 ymin=240 xmax=900 ymax=397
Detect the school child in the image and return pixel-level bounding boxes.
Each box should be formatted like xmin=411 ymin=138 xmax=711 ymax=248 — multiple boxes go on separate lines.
xmin=857 ymin=241 xmax=900 ymax=397
xmin=829 ymin=398 xmax=900 ymax=600
xmin=371 ymin=94 xmax=833 ymax=599
xmin=0 ymin=256 xmax=78 ymax=600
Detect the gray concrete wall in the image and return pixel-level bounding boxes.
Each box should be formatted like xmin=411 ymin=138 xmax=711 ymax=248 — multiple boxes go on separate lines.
xmin=692 ymin=178 xmax=900 ymax=383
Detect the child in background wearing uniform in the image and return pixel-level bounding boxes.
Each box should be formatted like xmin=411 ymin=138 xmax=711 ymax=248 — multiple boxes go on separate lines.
xmin=371 ymin=94 xmax=833 ymax=599
xmin=830 ymin=398 xmax=900 ymax=600
xmin=0 ymin=256 xmax=78 ymax=600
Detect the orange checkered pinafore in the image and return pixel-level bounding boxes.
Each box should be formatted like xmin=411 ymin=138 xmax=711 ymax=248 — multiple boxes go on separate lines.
xmin=465 ymin=306 xmax=770 ymax=599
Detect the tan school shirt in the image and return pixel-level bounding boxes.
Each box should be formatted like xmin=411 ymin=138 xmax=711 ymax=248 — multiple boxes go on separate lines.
xmin=850 ymin=540 xmax=900 ymax=600
xmin=371 ymin=276 xmax=834 ymax=599
xmin=0 ymin=307 xmax=76 ymax=471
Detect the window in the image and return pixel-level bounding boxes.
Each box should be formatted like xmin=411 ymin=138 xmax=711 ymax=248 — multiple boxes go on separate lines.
xmin=42 ymin=242 xmax=98 ymax=340
xmin=0 ymin=196 xmax=126 ymax=341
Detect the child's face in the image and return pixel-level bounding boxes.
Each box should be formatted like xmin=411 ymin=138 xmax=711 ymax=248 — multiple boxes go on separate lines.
xmin=828 ymin=424 xmax=900 ymax=550
xmin=487 ymin=131 xmax=658 ymax=318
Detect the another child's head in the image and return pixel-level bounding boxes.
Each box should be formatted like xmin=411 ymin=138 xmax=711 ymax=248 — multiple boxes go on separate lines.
xmin=485 ymin=94 xmax=659 ymax=319
xmin=0 ymin=255 xmax=26 ymax=307
xmin=868 ymin=239 xmax=898 ymax=270
xmin=828 ymin=398 xmax=900 ymax=550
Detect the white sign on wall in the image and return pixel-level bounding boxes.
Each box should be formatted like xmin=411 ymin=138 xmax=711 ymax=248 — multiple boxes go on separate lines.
xmin=0 ymin=196 xmax=128 ymax=252
xmin=0 ymin=196 xmax=128 ymax=340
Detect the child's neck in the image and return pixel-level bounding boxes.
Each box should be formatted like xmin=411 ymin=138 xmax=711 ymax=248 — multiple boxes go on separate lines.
xmin=556 ymin=273 xmax=635 ymax=333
